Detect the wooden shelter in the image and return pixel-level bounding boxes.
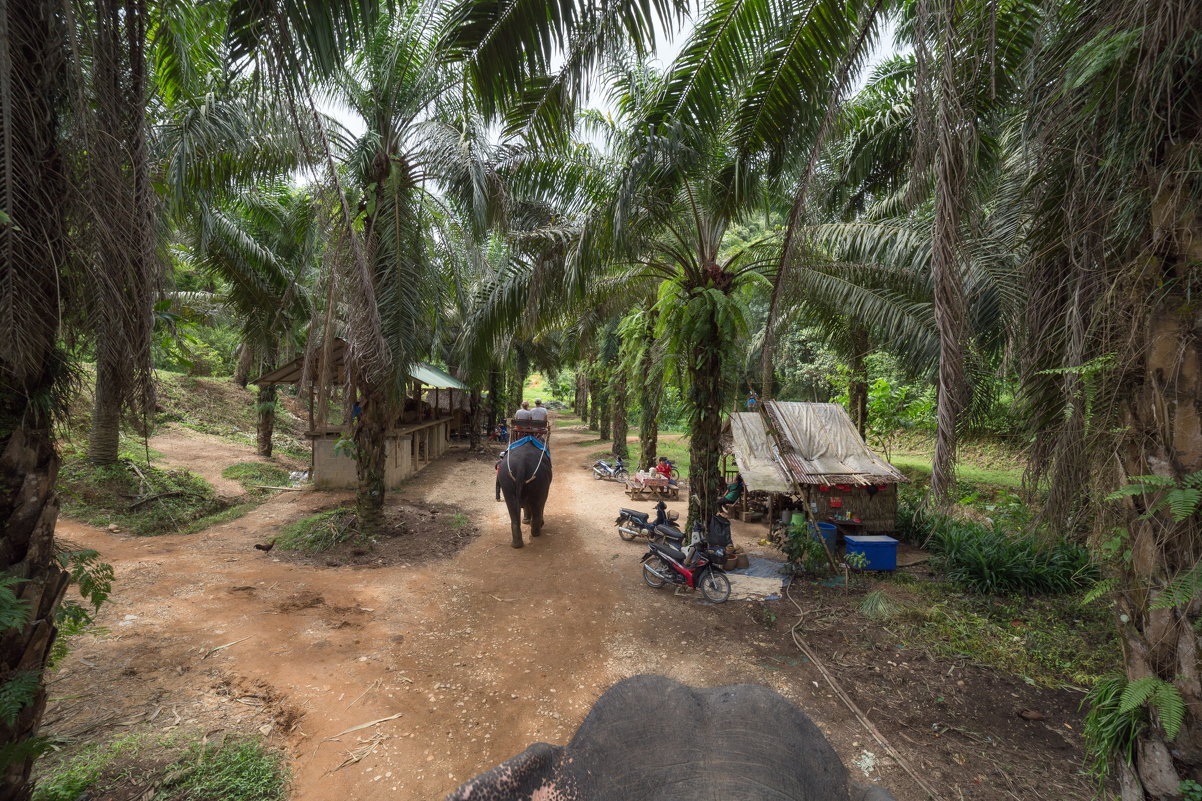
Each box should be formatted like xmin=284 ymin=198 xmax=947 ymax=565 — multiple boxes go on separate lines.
xmin=722 ymin=401 xmax=908 ymax=534
xmin=254 ymin=339 xmax=469 ymax=489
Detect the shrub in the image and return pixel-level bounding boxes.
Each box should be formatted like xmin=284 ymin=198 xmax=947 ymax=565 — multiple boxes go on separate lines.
xmin=221 ymin=463 xmax=292 ymax=497
xmin=275 ymin=508 xmax=358 ymax=552
xmin=929 ymin=522 xmax=1098 ymax=595
xmin=57 ymin=456 xmax=226 ymax=536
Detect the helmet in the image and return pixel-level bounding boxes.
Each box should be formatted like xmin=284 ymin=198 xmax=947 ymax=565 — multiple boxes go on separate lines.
xmin=667 ymin=510 xmax=679 ymax=522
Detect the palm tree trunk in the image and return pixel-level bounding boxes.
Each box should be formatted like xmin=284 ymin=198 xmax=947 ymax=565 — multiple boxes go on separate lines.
xmin=576 ymin=370 xmax=589 ymax=420
xmin=588 ymin=375 xmax=601 ymax=431
xmin=353 ymin=387 xmax=388 ymax=536
xmin=637 ymin=312 xmax=663 ymax=472
xmin=234 ymin=342 xmax=254 ymax=388
xmin=687 ymin=309 xmax=726 ymax=529
xmin=928 ymin=0 xmax=970 ymax=505
xmin=486 ymin=369 xmax=499 ymax=432
xmin=1111 ymin=261 xmax=1202 ymax=801
xmin=88 ymin=351 xmax=124 ymax=465
xmin=1 ymin=2 xmax=72 ymax=793
xmin=256 ymin=383 xmax=277 ymax=458
xmin=610 ymin=371 xmax=628 ymax=458
xmin=468 ymin=389 xmax=482 ymax=449
xmin=847 ymin=323 xmax=870 ymax=440
xmin=598 ymin=395 xmax=611 ymax=442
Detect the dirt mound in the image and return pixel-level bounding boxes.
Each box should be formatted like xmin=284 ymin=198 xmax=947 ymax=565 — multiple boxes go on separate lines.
xmin=273 ymin=501 xmax=480 ymax=568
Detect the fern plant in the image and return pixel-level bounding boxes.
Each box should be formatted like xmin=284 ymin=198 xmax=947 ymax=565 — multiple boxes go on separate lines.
xmin=1083 ymin=675 xmax=1144 ymax=785
xmin=1104 ymin=469 xmax=1202 ymax=522
xmin=1119 ymin=677 xmax=1186 ymax=740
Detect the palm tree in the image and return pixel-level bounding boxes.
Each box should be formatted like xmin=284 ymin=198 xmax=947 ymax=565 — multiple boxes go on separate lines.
xmin=1018 ymin=2 xmax=1202 ymax=794
xmin=0 ymin=0 xmax=374 ymax=790
xmin=317 ymin=2 xmax=502 ymax=533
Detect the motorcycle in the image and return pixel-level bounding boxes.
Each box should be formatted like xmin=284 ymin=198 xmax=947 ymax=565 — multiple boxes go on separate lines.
xmin=639 ymin=514 xmax=733 ymax=603
xmin=592 ymin=455 xmax=628 ymax=481
xmin=616 ymin=500 xmax=683 ymax=543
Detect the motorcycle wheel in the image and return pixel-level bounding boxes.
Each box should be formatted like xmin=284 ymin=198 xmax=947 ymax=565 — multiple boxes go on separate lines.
xmin=698 ymin=569 xmax=731 ymax=603
xmin=670 ymin=467 xmax=681 ymax=479
xmin=593 ymin=470 xmax=602 ymax=480
xmin=618 ymin=524 xmax=636 ymax=541
xmin=615 ymin=468 xmax=628 ymax=481
xmin=642 ymin=558 xmax=668 ymax=588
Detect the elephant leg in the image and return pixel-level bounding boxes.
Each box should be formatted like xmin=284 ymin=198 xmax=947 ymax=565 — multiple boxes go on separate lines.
xmin=502 ymin=489 xmax=524 ymax=548
xmin=528 ymin=481 xmax=550 ymax=538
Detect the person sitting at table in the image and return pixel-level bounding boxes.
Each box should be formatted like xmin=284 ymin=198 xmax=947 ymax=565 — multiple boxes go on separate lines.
xmin=654 ymin=456 xmax=677 ymax=485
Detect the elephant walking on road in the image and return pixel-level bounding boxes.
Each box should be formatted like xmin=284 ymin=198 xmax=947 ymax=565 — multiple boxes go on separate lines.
xmin=446 ymin=674 xmax=897 ymax=801
xmin=495 ymin=436 xmax=552 ymax=548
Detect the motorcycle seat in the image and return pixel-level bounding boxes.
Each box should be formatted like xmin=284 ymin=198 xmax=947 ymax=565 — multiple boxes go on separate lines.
xmin=650 ymin=542 xmax=686 ymax=563
xmin=655 ymin=524 xmax=684 ymax=542
xmin=619 ymin=509 xmax=649 ymax=523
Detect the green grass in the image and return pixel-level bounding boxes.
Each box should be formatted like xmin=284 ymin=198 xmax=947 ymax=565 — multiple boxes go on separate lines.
xmin=159 ymin=737 xmax=289 ymax=801
xmin=57 ymin=452 xmax=227 ymax=536
xmin=450 ymin=512 xmax=470 ymax=529
xmin=890 ymin=581 xmax=1119 ymax=687
xmin=221 ymin=462 xmax=292 ymax=498
xmin=33 ymin=732 xmax=288 ymax=801
xmin=177 ymin=503 xmax=257 ymax=536
xmin=891 ymin=451 xmax=1026 ymax=490
xmin=275 ymin=507 xmax=359 ymax=552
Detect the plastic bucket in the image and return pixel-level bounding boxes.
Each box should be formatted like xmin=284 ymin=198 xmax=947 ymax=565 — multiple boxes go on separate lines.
xmin=790 ymin=512 xmax=806 ymax=527
xmin=813 ymin=522 xmax=838 ymax=549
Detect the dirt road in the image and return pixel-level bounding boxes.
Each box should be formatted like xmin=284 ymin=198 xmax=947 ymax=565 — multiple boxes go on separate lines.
xmin=48 ymin=422 xmax=1093 ymax=801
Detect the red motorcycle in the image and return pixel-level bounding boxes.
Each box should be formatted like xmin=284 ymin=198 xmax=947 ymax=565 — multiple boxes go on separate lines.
xmin=639 ymin=516 xmax=732 ymax=603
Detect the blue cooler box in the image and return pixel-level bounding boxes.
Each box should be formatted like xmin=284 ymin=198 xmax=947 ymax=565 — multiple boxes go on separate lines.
xmin=844 ymin=534 xmax=898 ymax=571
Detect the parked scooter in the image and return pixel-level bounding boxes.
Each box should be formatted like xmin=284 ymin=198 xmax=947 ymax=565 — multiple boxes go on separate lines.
xmin=616 ymin=500 xmax=683 ymax=543
xmin=592 ymin=455 xmax=628 ymax=481
xmin=639 ymin=514 xmax=733 ymax=603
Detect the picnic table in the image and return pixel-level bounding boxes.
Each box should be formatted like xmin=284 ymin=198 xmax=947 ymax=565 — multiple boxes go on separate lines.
xmin=624 ymin=471 xmax=681 ymax=500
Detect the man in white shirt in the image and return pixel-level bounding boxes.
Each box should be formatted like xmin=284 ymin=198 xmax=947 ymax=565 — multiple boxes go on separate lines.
xmin=530 ymin=398 xmax=549 ymax=423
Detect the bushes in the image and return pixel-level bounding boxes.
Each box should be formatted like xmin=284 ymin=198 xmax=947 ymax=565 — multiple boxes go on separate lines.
xmin=897 ymin=489 xmax=1098 ymax=595
xmin=929 ymin=521 xmax=1097 ymax=595
xmin=275 ymin=508 xmax=358 ymax=552
xmin=57 ymin=455 xmax=227 ymax=536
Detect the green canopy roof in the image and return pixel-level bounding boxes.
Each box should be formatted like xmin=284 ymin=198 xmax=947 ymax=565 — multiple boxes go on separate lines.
xmin=409 ymin=362 xmax=467 ymax=390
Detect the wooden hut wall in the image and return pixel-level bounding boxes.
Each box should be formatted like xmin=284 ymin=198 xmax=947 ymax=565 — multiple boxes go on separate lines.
xmin=810 ymin=483 xmax=897 ymax=534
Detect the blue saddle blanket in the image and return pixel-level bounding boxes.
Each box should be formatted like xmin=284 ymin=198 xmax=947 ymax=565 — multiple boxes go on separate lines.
xmin=507 ymin=435 xmax=548 ymax=452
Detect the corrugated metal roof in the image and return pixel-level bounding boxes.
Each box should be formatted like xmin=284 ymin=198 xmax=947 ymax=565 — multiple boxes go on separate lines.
xmin=253 ymin=339 xmax=467 ymax=390
xmin=725 ymin=402 xmax=906 ymax=492
xmin=411 ymin=363 xmax=467 ymax=390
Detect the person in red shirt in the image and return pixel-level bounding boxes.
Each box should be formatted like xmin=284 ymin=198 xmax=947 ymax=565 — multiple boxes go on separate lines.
xmin=655 ymin=457 xmax=675 ymax=483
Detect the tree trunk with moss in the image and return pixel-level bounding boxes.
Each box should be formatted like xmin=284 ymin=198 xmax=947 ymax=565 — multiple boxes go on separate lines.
xmin=610 ymin=371 xmax=628 ymax=458
xmin=353 ymin=387 xmax=388 ymax=536
xmin=256 ymin=383 xmax=277 ymax=458
xmin=636 ymin=311 xmax=663 ymax=472
xmin=686 ymin=308 xmax=726 ymax=530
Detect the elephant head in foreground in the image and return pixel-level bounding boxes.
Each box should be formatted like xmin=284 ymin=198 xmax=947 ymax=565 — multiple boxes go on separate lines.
xmin=495 ymin=436 xmax=552 ymax=548
xmin=446 ymin=674 xmax=897 ymax=800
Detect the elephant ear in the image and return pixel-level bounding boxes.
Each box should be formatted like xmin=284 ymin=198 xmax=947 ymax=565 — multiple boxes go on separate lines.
xmin=444 ymin=742 xmax=567 ymax=801
xmin=851 ymin=782 xmax=899 ymax=801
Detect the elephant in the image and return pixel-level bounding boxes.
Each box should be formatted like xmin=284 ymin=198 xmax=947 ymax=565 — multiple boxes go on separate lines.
xmin=495 ymin=437 xmax=552 ymax=548
xmin=445 ymin=674 xmax=897 ymax=801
